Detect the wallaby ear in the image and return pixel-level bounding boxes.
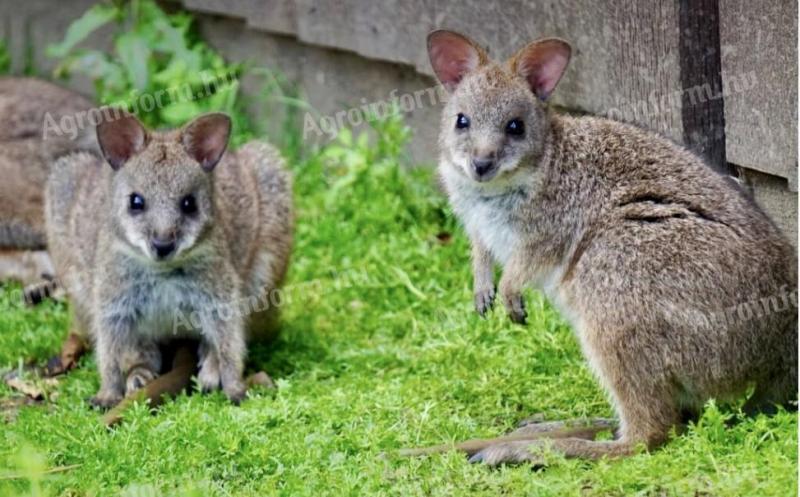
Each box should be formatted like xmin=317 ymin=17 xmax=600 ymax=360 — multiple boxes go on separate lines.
xmin=182 ymin=113 xmax=231 ymax=172
xmin=427 ymin=30 xmax=488 ymax=92
xmin=96 ymin=112 xmax=148 ymax=170
xmin=510 ymin=38 xmax=571 ymax=100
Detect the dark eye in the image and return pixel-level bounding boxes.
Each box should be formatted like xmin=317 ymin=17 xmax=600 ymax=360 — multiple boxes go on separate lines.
xmin=180 ymin=194 xmax=198 ymax=215
xmin=455 ymin=113 xmax=470 ymax=129
xmin=505 ymin=119 xmax=525 ymax=136
xmin=129 ymin=193 xmax=145 ymax=213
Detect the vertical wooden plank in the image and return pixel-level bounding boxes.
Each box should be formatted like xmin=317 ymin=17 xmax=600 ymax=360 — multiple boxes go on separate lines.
xmin=605 ymin=0 xmax=684 ymax=141
xmin=678 ymin=0 xmax=729 ymax=174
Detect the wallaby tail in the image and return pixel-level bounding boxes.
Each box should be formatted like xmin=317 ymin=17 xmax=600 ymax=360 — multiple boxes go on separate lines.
xmin=466 ymin=437 xmax=639 ymax=465
xmin=104 ymin=342 xmax=199 ymax=427
xmin=399 ymin=422 xmax=616 ymax=457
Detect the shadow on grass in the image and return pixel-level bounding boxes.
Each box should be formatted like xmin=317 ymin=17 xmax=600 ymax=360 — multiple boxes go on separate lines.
xmin=247 ymin=316 xmax=331 ymax=379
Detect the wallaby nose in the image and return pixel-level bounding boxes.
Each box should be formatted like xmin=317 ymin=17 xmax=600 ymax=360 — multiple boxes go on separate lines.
xmin=151 ymin=238 xmax=176 ymax=259
xmin=472 ymin=158 xmax=495 ymax=177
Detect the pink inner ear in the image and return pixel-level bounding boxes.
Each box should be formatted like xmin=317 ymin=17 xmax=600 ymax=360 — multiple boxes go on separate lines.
xmin=96 ymin=114 xmax=146 ymax=170
xmin=518 ymin=42 xmax=571 ymax=100
xmin=429 ymin=32 xmax=481 ymax=90
xmin=196 ymin=133 xmax=226 ymax=164
xmin=183 ymin=114 xmax=231 ymax=171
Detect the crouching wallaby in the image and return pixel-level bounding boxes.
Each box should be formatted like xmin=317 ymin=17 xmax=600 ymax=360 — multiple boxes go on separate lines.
xmin=46 ymin=112 xmax=293 ymax=407
xmin=0 ymin=77 xmax=98 ymax=287
xmin=417 ymin=30 xmax=797 ymax=465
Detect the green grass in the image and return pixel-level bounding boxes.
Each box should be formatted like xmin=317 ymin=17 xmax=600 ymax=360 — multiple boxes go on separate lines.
xmin=0 ymin=117 xmax=797 ymax=496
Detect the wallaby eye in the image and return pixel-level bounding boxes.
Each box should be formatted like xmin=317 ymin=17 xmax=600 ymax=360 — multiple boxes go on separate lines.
xmin=455 ymin=113 xmax=470 ymax=129
xmin=180 ymin=194 xmax=198 ymax=216
xmin=129 ymin=193 xmax=145 ymax=213
xmin=505 ymin=119 xmax=525 ymax=136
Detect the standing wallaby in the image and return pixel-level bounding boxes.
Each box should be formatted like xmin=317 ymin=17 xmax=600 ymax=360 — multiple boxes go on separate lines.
xmin=421 ymin=30 xmax=797 ymax=465
xmin=0 ymin=77 xmax=98 ymax=287
xmin=46 ymin=112 xmax=293 ymax=407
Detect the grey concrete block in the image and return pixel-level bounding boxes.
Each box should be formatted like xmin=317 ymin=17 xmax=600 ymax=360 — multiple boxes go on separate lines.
xmin=720 ymin=0 xmax=798 ymax=189
xmin=193 ymin=15 xmax=443 ymax=164
xmin=180 ymin=1 xmax=798 ymax=183
xmin=248 ymin=0 xmax=297 ymax=36
xmin=6 ymin=0 xmax=794 ymax=240
xmin=741 ymin=168 xmax=798 ymax=246
xmin=295 ymin=0 xmax=688 ymax=142
xmin=0 ymin=0 xmax=114 ymax=94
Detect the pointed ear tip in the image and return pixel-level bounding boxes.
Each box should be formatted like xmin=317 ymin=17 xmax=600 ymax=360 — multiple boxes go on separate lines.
xmin=190 ymin=113 xmax=232 ymax=135
xmin=96 ymin=112 xmax=133 ymax=130
xmin=427 ymin=30 xmax=447 ymax=50
xmin=427 ymin=29 xmax=453 ymax=40
xmin=202 ymin=112 xmax=231 ymax=122
xmin=95 ymin=113 xmax=146 ymax=170
xmin=214 ymin=113 xmax=232 ymax=132
xmin=95 ymin=113 xmax=143 ymax=141
xmin=542 ymin=38 xmax=573 ymax=56
xmin=427 ymin=29 xmax=470 ymax=48
xmin=215 ymin=112 xmax=232 ymax=125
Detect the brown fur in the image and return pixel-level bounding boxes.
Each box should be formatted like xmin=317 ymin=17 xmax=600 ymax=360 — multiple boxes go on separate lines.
xmin=45 ymin=112 xmax=293 ymax=407
xmin=0 ymin=77 xmax=98 ymax=291
xmin=427 ymin=30 xmax=797 ymax=465
xmin=0 ymin=77 xmax=97 ymax=250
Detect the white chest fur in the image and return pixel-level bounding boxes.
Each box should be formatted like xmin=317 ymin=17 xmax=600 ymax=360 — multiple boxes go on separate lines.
xmin=133 ymin=276 xmax=201 ymax=338
xmin=443 ymin=169 xmax=521 ymax=266
xmin=102 ymin=258 xmax=218 ymax=340
xmin=457 ymin=197 xmax=519 ymax=265
xmin=441 ymin=165 xmax=586 ymax=338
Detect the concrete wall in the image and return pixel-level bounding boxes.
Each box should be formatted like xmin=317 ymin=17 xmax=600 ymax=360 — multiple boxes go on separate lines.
xmin=0 ymin=0 xmax=113 ymax=95
xmin=187 ymin=0 xmax=800 ymax=242
xmin=2 ymin=0 xmax=796 ymax=241
xmin=190 ymin=15 xmax=443 ymax=165
xmin=720 ymin=0 xmax=798 ymax=189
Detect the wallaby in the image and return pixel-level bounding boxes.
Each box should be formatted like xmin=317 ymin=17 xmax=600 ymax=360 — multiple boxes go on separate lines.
xmin=45 ymin=112 xmax=293 ymax=407
xmin=419 ymin=30 xmax=797 ymax=465
xmin=0 ymin=77 xmax=97 ymax=250
xmin=0 ymin=77 xmax=98 ymax=288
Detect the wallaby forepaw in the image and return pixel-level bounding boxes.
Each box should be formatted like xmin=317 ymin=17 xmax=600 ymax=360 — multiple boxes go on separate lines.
xmin=198 ymin=361 xmax=222 ymax=392
xmin=89 ymin=389 xmax=123 ymax=410
xmin=504 ymin=294 xmax=527 ymax=324
xmin=223 ymin=380 xmax=247 ymax=405
xmin=125 ymin=366 xmax=158 ymax=395
xmin=468 ymin=441 xmax=545 ymax=467
xmin=474 ymin=287 xmax=496 ymax=316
